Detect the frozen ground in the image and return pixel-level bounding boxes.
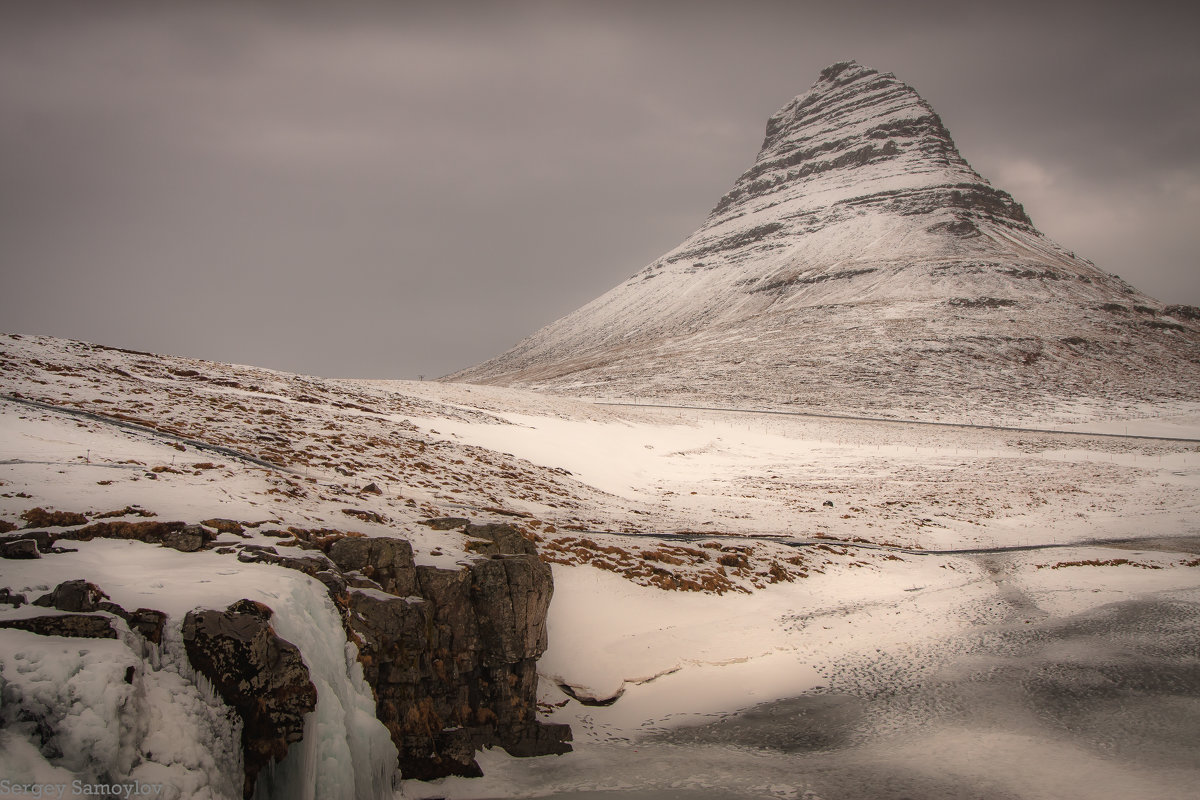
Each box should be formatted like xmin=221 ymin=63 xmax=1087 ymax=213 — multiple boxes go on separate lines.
xmin=414 ymin=549 xmax=1200 ymax=800
xmin=395 ymin=389 xmax=1200 ymax=551
xmin=3 ymin=335 xmax=1199 ymax=798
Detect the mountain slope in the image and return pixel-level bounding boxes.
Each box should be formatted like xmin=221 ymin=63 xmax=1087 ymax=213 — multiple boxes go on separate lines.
xmin=449 ymin=61 xmax=1200 ymax=422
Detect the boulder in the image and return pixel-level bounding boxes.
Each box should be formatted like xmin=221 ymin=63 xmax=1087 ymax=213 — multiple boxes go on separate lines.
xmin=183 ymin=601 xmax=317 ymax=799
xmin=326 ymin=535 xmax=419 ymax=597
xmin=464 ymin=523 xmax=538 ymax=556
xmin=33 ymin=579 xmax=109 ymax=612
xmin=0 ymin=538 xmax=40 ymax=559
xmin=162 ymin=523 xmax=208 ymax=552
xmin=0 ymin=531 xmax=54 ymax=553
xmin=29 ymin=580 xmax=167 ymax=645
xmin=0 ymin=587 xmax=26 ymax=607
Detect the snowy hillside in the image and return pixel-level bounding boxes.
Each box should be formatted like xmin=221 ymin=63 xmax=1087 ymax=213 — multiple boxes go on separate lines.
xmin=3 ymin=334 xmax=1200 ymax=799
xmin=5 ymin=334 xmax=1197 ymax=560
xmin=449 ymin=61 xmax=1200 ymax=421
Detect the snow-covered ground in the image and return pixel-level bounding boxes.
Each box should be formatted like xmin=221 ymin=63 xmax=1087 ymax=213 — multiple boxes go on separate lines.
xmin=397 ymin=393 xmax=1200 ymax=550
xmin=412 ymin=546 xmax=1200 ymax=800
xmin=3 ymin=334 xmax=1199 ymax=799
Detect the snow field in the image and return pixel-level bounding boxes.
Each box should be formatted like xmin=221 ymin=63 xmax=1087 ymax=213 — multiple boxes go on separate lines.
xmin=538 ymin=555 xmax=984 ymax=722
xmin=405 ymin=400 xmax=1200 ymax=550
xmin=3 ymin=335 xmax=1199 ymax=799
xmin=412 ymin=546 xmax=1200 ymax=799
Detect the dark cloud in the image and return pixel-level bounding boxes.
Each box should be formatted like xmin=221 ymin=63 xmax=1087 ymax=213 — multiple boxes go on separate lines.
xmin=1 ymin=0 xmax=1197 ymax=378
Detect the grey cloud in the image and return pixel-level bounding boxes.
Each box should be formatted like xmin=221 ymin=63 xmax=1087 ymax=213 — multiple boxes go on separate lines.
xmin=1 ymin=0 xmax=1197 ymax=379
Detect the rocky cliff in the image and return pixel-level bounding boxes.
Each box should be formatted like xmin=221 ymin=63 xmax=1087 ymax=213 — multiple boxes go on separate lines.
xmin=449 ymin=61 xmax=1200 ymax=422
xmin=321 ymin=521 xmax=572 ymax=779
xmin=1 ymin=517 xmax=570 ymax=798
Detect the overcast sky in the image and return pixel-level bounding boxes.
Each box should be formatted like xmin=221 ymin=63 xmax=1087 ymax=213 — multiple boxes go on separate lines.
xmin=2 ymin=0 xmax=1197 ymax=379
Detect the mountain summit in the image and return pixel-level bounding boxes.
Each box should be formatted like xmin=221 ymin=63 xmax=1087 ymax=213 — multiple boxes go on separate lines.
xmin=449 ymin=61 xmax=1200 ymax=421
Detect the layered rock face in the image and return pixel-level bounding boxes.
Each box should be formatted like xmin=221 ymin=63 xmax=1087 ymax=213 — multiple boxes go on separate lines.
xmin=1 ymin=519 xmax=570 ymax=794
xmin=450 ymin=61 xmax=1200 ymax=420
xmin=324 ymin=523 xmax=571 ymax=779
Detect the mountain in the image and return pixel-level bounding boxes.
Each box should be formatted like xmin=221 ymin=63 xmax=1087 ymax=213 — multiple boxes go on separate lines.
xmin=449 ymin=61 xmax=1200 ymax=422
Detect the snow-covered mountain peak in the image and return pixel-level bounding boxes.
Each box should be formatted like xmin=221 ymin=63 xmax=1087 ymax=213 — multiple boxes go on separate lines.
xmin=708 ymin=59 xmax=1026 ymax=229
xmin=448 ymin=62 xmax=1200 ymax=420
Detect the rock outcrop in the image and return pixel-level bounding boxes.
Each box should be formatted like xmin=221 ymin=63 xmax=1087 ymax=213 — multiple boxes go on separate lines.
xmin=0 ymin=578 xmax=167 ymax=644
xmin=0 ymin=513 xmax=571 ymax=789
xmin=328 ymin=523 xmax=570 ymax=778
xmin=328 ymin=535 xmax=420 ymax=597
xmin=32 ymin=578 xmax=112 ymax=612
xmin=216 ymin=521 xmax=570 ymax=778
xmin=183 ymin=600 xmax=319 ymax=799
xmin=449 ymin=60 xmax=1200 ymax=421
xmin=0 ymin=613 xmax=118 ymax=639
xmin=0 ymin=587 xmax=26 ymax=607
xmin=3 ymin=520 xmax=216 ymax=554
xmin=59 ymin=520 xmax=213 ymax=552
xmin=0 ymin=538 xmax=40 ymax=559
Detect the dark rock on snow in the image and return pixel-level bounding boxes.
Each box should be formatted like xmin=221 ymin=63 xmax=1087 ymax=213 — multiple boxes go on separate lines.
xmin=33 ymin=578 xmax=108 ymax=612
xmin=327 ymin=534 xmax=419 ymax=596
xmin=27 ymin=579 xmax=167 ymax=645
xmin=0 ymin=587 xmax=26 ymax=607
xmin=464 ymin=522 xmax=539 ymax=557
xmin=127 ymin=608 xmax=167 ymax=645
xmin=53 ymin=519 xmax=215 ymax=551
xmin=344 ymin=524 xmax=571 ymax=778
xmin=235 ymin=545 xmax=335 ymax=577
xmin=183 ymin=601 xmax=318 ymax=799
xmin=0 ymin=538 xmax=40 ymax=559
xmin=0 ymin=530 xmax=54 ymax=553
xmin=420 ymin=517 xmax=471 ymax=531
xmin=0 ymin=614 xmax=118 ymax=639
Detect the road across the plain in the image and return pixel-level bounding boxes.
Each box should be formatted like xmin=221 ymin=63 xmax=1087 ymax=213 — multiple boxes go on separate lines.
xmin=559 ymin=527 xmax=1198 ymax=558
xmin=595 ymin=400 xmax=1200 ymax=443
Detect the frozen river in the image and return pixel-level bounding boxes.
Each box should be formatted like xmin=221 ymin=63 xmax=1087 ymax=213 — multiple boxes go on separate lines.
xmin=416 ymin=549 xmax=1200 ymax=800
